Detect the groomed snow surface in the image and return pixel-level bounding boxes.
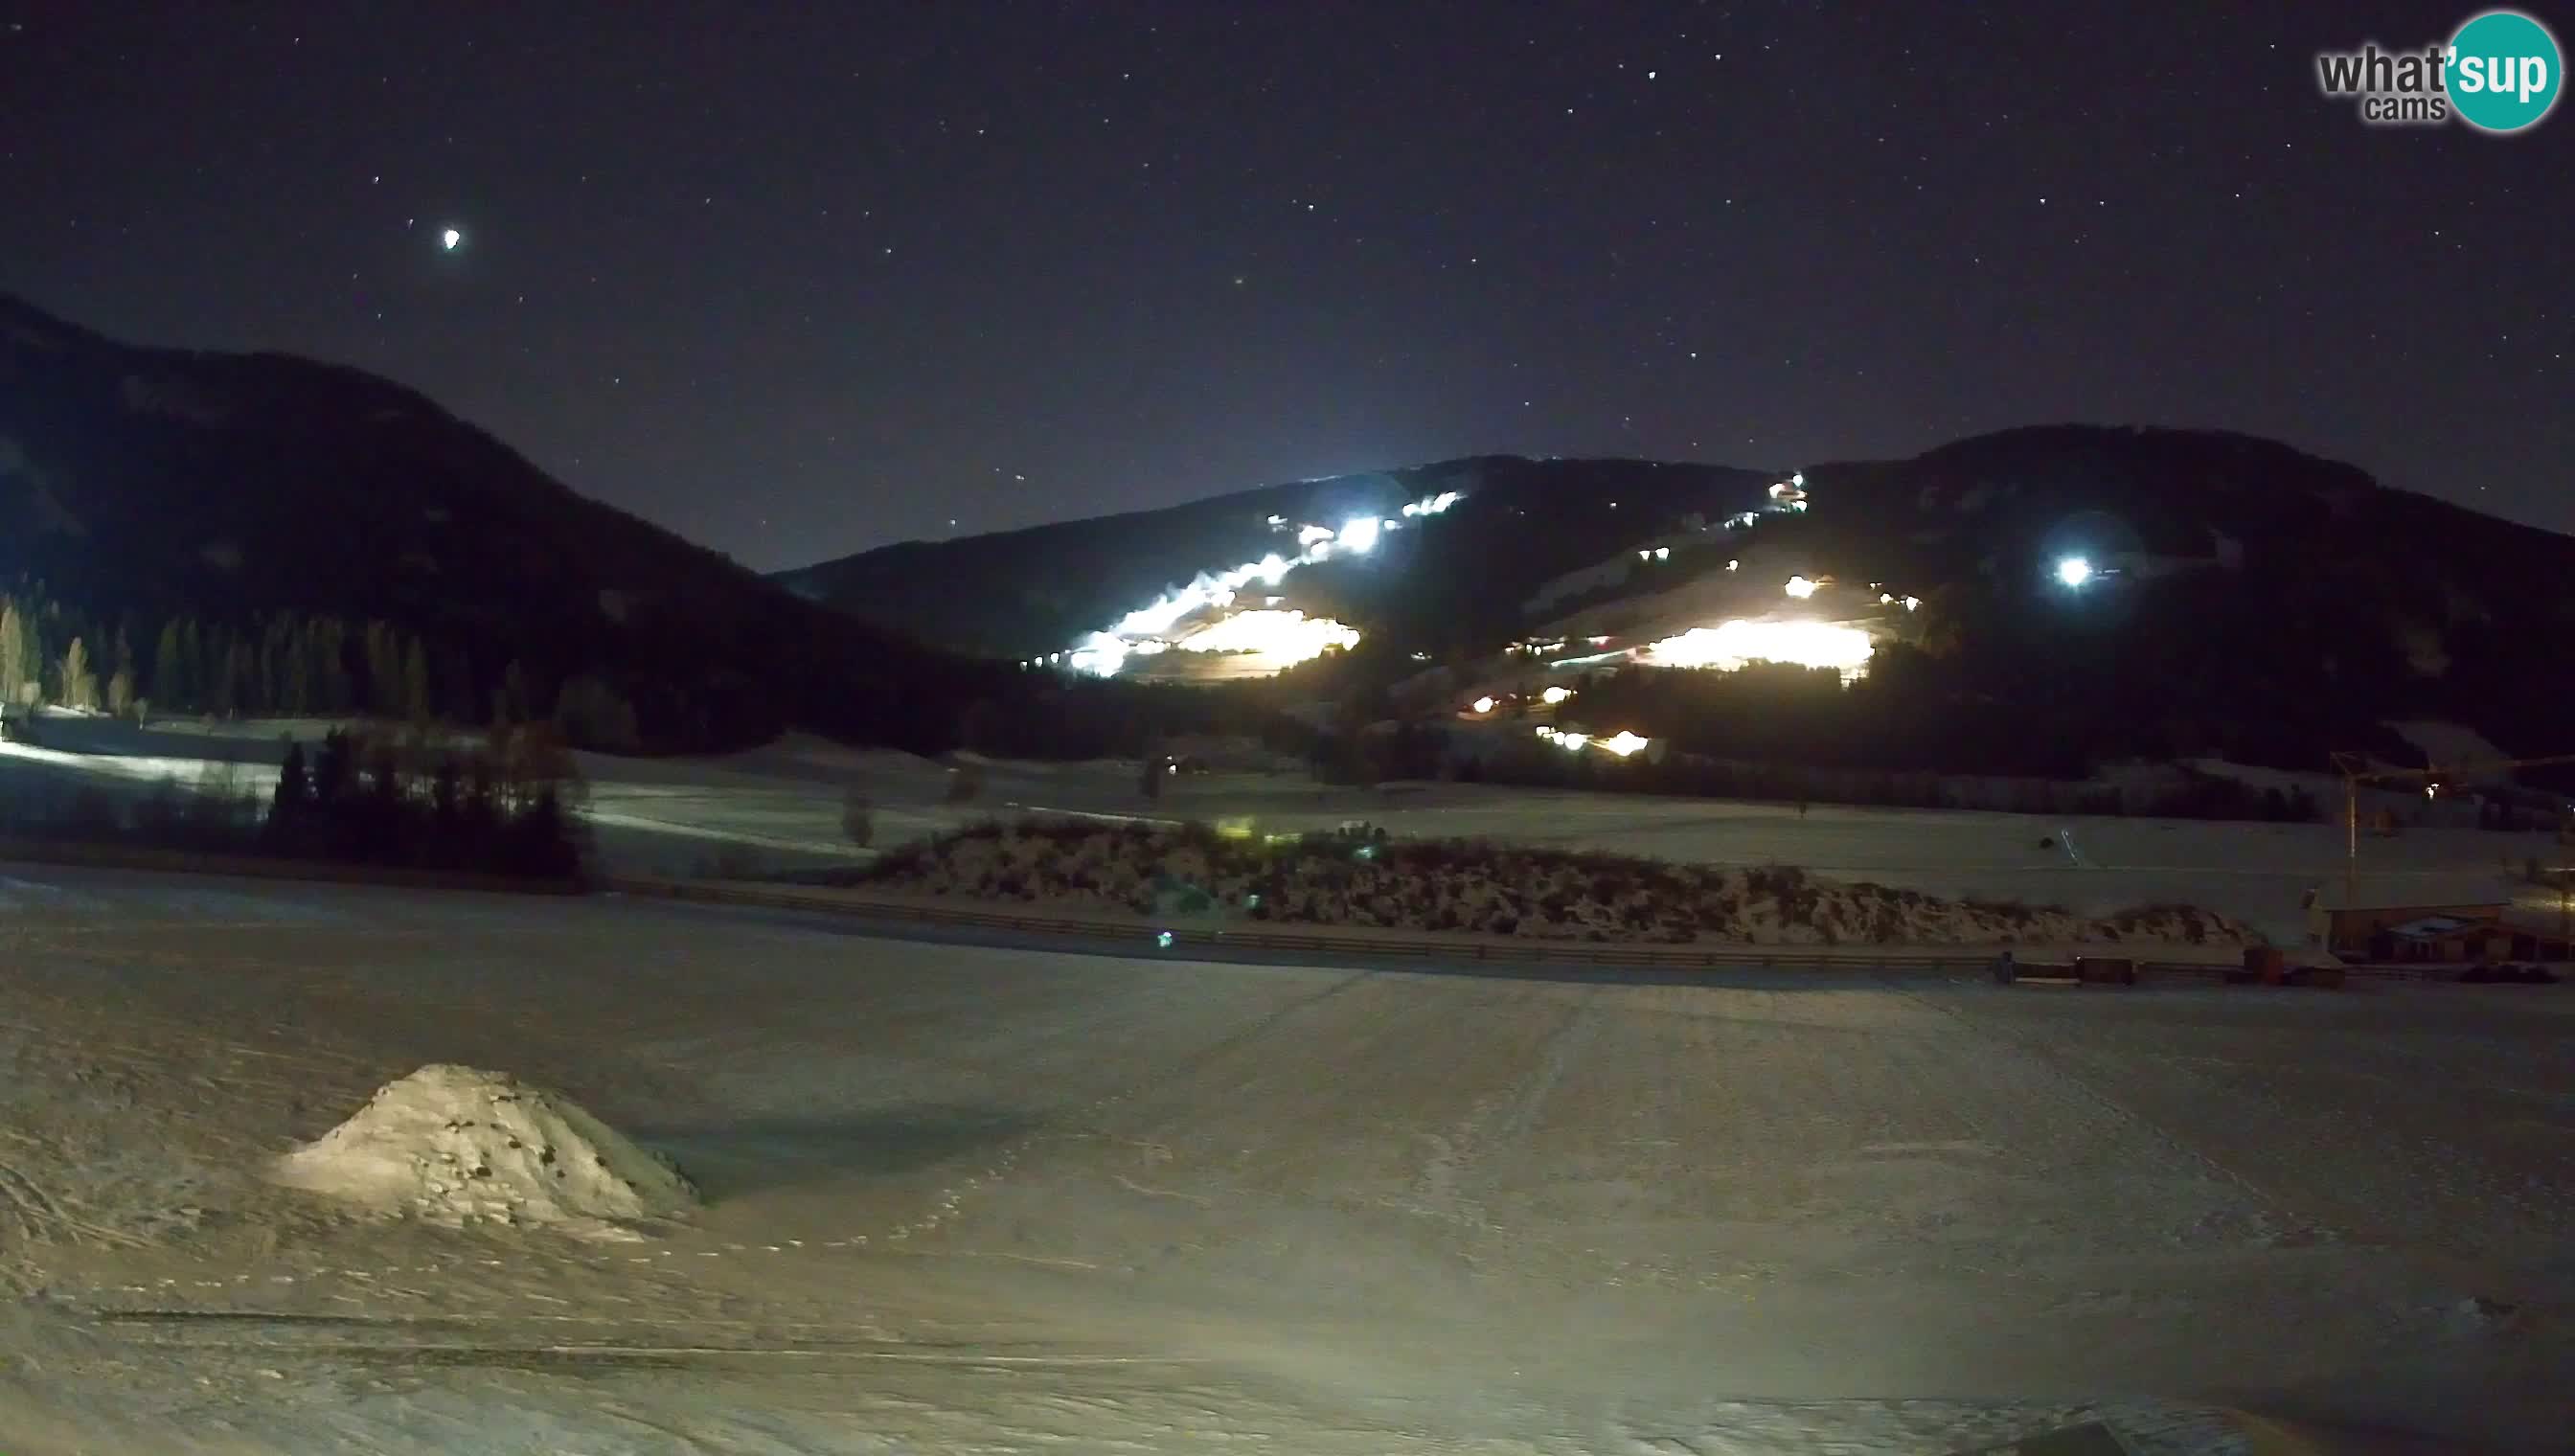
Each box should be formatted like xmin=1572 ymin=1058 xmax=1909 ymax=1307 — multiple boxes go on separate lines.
xmin=0 ymin=864 xmax=2565 ymax=1453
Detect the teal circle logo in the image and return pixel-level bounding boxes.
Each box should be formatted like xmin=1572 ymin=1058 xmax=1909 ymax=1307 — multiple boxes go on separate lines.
xmin=2447 ymin=10 xmax=2562 ymax=132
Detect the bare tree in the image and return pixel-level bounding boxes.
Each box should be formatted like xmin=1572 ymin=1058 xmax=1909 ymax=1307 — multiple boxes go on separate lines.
xmin=60 ymin=637 xmax=99 ymax=711
xmin=0 ymin=600 xmax=32 ymax=707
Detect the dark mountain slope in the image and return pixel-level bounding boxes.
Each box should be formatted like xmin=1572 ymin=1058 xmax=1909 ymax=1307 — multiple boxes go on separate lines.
xmin=785 ymin=424 xmax=2575 ymax=779
xmin=776 ymin=455 xmax=1775 ymax=660
xmin=0 ymin=291 xmax=1016 ymax=753
xmin=1781 ymin=425 xmax=2574 ymax=762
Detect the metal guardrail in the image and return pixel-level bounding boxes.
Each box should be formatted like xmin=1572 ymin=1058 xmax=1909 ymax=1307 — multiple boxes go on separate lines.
xmin=606 ymin=876 xmax=2331 ymax=978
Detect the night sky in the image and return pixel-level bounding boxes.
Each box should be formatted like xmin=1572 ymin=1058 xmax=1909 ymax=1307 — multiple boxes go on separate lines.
xmin=6 ymin=2 xmax=2567 ymax=570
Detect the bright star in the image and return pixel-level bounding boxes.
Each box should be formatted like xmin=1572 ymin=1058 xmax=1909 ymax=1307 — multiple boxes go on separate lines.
xmin=440 ymin=227 xmax=463 ymax=251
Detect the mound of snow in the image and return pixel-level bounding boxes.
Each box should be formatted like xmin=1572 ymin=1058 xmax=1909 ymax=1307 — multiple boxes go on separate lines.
xmin=273 ymin=1065 xmax=695 ymax=1236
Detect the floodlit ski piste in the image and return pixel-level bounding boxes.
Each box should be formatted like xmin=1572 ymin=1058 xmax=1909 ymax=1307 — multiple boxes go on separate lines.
xmin=1059 ymin=488 xmax=1464 ymax=676
xmin=1639 ymin=619 xmax=1877 ymax=680
xmin=1054 ymin=471 xmax=1908 ymax=698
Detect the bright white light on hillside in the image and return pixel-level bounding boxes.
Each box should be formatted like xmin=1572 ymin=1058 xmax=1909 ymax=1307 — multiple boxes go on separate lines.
xmin=1654 ymin=546 xmax=1669 ymax=559
xmin=2056 ymin=556 xmax=2093 ymax=587
xmin=1065 ymin=487 xmax=1467 ymax=674
xmin=440 ymin=227 xmax=463 ymax=251
xmin=1110 ymin=579 xmax=1232 ymax=639
xmin=1540 ymin=685 xmax=1572 ymax=704
xmin=1175 ymin=609 xmax=1358 ymax=664
xmin=1903 ymin=596 xmax=1920 ymax=611
xmin=1726 ymin=558 xmax=1739 ymax=571
xmin=1784 ymin=575 xmax=1818 ymax=599
xmin=1641 ymin=620 xmax=1876 ymax=679
xmin=1791 ymin=471 xmax=1804 ymax=487
xmin=1069 ymin=632 xmax=1132 ymax=675
xmin=1536 ymin=724 xmax=1640 ymax=756
xmin=1471 ymin=695 xmax=1495 ymax=714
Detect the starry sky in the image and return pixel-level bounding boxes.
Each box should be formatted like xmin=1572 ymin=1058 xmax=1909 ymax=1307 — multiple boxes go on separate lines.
xmin=4 ymin=2 xmax=2567 ymax=571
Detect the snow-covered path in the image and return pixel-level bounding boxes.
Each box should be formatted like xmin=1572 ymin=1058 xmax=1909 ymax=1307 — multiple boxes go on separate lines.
xmin=0 ymin=866 xmax=2566 ymax=1451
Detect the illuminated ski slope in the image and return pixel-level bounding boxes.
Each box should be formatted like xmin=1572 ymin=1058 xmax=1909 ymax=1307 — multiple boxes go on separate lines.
xmin=1640 ymin=619 xmax=1877 ymax=680
xmin=1059 ymin=489 xmax=1462 ymax=676
xmin=1050 ymin=466 xmax=1916 ymax=687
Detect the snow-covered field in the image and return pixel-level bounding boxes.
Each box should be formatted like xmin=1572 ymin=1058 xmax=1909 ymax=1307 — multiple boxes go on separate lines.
xmin=1 ymin=864 xmax=2565 ymax=1452
xmin=6 ymin=717 xmax=2559 ymax=946
xmin=575 ymin=742 xmax=2562 ymax=945
xmin=801 ymin=762 xmax=2546 ymax=948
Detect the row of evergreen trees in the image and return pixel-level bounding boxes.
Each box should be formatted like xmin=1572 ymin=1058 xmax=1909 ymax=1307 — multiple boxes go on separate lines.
xmin=265 ymin=725 xmax=585 ymax=879
xmin=0 ymin=724 xmax=587 ymax=882
xmin=0 ymin=586 xmax=640 ymax=749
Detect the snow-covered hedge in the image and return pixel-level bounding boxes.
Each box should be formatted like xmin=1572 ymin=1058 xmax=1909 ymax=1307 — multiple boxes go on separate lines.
xmin=862 ymin=820 xmax=2251 ymax=948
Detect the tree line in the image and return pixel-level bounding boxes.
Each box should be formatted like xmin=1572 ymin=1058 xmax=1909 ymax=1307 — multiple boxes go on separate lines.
xmin=0 ymin=585 xmax=642 ymax=749
xmin=0 ymin=722 xmax=587 ymax=882
xmin=265 ymin=724 xmax=585 ymax=879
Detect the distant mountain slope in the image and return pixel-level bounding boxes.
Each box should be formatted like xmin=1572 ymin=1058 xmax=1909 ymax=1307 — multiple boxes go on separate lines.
xmin=783 ymin=426 xmax=2575 ymax=778
xmin=0 ymin=291 xmax=1012 ymax=753
xmin=776 ymin=455 xmax=1776 ymax=660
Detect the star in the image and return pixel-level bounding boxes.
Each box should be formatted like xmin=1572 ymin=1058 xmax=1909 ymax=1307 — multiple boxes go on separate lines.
xmin=440 ymin=227 xmax=463 ymax=251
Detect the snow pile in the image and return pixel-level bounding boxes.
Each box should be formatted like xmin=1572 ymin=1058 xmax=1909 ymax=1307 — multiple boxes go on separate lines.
xmin=865 ymin=820 xmax=2256 ymax=948
xmin=273 ymin=1065 xmax=695 ymax=1236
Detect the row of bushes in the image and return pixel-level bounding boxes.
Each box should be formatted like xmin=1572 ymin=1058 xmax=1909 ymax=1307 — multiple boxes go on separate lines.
xmin=845 ymin=818 xmax=2251 ymax=947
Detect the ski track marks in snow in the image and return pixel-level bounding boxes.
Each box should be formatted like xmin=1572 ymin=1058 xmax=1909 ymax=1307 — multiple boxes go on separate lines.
xmin=1886 ymin=984 xmax=2315 ymax=1250
xmin=1 ymin=863 xmax=2567 ymax=1451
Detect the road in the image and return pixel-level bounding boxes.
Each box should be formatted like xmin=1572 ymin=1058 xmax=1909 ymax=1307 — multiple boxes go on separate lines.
xmin=0 ymin=863 xmax=2567 ymax=1452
